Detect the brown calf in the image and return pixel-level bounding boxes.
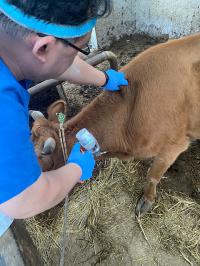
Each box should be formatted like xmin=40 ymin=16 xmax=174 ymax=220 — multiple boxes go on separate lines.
xmin=30 ymin=33 xmax=200 ymax=216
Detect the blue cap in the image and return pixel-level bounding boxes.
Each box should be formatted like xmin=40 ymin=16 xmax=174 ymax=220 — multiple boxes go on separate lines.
xmin=0 ymin=0 xmax=97 ymax=38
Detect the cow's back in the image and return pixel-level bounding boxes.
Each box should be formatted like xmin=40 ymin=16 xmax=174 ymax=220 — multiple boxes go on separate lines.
xmin=119 ymin=33 xmax=200 ymax=157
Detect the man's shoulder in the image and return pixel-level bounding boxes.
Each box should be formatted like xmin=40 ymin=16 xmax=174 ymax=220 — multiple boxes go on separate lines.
xmin=0 ymin=60 xmax=41 ymax=205
xmin=0 ymin=59 xmax=30 ymax=109
xmin=0 ymin=78 xmax=41 ymax=204
xmin=0 ymin=61 xmax=30 ymax=145
xmin=0 ymin=79 xmax=30 ymax=108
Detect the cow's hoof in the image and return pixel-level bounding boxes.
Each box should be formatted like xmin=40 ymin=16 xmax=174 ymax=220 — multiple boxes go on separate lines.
xmin=135 ymin=195 xmax=153 ymax=217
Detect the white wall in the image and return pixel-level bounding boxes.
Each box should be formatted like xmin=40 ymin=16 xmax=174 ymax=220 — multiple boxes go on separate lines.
xmin=135 ymin=0 xmax=200 ymax=37
xmin=95 ymin=0 xmax=200 ymax=47
xmin=96 ymin=0 xmax=136 ymax=47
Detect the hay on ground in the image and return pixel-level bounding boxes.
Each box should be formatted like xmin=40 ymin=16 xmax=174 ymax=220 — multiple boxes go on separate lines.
xmin=25 ymin=159 xmax=200 ymax=265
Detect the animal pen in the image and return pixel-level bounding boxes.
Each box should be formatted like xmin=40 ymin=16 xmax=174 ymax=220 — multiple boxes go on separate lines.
xmin=7 ymin=0 xmax=200 ymax=265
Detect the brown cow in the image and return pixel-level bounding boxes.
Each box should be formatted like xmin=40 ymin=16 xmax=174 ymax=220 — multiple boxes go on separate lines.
xmin=30 ymin=33 xmax=200 ymax=216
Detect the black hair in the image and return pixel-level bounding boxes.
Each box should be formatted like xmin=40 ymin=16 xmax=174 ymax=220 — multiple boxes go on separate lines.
xmin=7 ymin=0 xmax=112 ymax=25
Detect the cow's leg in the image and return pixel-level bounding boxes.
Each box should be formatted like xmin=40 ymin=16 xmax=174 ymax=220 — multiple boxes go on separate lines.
xmin=135 ymin=138 xmax=190 ymax=216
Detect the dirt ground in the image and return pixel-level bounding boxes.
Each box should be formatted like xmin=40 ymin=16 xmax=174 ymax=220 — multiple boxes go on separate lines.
xmin=28 ymin=34 xmax=200 ymax=266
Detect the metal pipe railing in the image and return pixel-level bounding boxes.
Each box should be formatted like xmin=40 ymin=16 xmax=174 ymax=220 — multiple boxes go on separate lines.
xmin=28 ymin=51 xmax=118 ymax=95
xmin=86 ymin=51 xmax=118 ymax=70
xmin=28 ymin=79 xmax=58 ymax=95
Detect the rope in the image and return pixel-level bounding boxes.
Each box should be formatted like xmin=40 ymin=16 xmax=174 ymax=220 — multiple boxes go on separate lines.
xmin=56 ymin=113 xmax=69 ymax=266
xmin=59 ymin=124 xmax=68 ymax=162
xmin=59 ymin=197 xmax=69 ymax=266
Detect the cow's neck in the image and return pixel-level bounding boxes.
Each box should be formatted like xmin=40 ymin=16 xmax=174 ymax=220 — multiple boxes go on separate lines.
xmin=64 ymin=92 xmax=125 ymax=153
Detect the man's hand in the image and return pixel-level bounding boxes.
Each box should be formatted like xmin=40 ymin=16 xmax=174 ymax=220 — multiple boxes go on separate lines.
xmin=102 ymin=69 xmax=128 ymax=91
xmin=67 ymin=143 xmax=95 ymax=181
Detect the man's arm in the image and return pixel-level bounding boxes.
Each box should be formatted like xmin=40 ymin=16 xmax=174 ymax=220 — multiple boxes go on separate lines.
xmin=0 ymin=143 xmax=95 ymax=219
xmin=58 ymin=55 xmax=128 ymax=91
xmin=58 ymin=55 xmax=107 ymax=86
xmin=0 ymin=163 xmax=81 ymax=219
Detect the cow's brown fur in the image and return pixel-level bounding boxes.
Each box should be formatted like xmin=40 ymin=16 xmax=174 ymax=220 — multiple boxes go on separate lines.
xmin=31 ymin=33 xmax=200 ymax=215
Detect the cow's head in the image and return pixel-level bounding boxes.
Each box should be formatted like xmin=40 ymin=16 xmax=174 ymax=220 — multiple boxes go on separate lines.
xmin=30 ymin=100 xmax=71 ymax=171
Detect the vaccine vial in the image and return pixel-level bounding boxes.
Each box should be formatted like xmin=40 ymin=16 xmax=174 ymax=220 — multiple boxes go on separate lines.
xmin=76 ymin=128 xmax=100 ymax=156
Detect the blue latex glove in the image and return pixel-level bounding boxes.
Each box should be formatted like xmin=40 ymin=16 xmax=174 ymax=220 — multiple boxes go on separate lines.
xmin=67 ymin=143 xmax=95 ymax=181
xmin=102 ymin=69 xmax=128 ymax=91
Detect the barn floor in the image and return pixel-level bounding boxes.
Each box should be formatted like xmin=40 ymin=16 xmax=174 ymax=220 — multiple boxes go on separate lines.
xmin=27 ymin=33 xmax=200 ymax=265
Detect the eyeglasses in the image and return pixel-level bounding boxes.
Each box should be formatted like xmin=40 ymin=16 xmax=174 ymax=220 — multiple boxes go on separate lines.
xmin=57 ymin=37 xmax=91 ymax=55
xmin=37 ymin=33 xmax=90 ymax=55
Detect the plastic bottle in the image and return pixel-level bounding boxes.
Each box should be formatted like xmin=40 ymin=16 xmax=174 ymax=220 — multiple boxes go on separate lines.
xmin=76 ymin=128 xmax=100 ymax=157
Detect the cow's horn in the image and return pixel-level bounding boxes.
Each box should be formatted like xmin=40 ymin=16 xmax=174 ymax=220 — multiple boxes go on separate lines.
xmin=42 ymin=137 xmax=56 ymax=155
xmin=29 ymin=110 xmax=44 ymax=120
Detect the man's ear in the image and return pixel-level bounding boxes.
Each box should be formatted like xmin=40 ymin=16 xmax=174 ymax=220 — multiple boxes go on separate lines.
xmin=32 ymin=36 xmax=56 ymax=63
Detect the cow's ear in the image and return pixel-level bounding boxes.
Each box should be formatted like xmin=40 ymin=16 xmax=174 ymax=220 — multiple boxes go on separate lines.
xmin=47 ymin=100 xmax=68 ymax=122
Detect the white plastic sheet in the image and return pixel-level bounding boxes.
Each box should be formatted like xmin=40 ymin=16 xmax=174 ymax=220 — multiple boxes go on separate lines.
xmin=0 ymin=212 xmax=13 ymax=237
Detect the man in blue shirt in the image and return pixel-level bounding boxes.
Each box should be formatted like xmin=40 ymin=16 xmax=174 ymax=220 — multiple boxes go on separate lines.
xmin=0 ymin=0 xmax=128 ymax=225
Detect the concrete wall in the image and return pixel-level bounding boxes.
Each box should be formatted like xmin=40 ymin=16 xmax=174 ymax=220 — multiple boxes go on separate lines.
xmin=135 ymin=0 xmax=200 ymax=37
xmin=96 ymin=0 xmax=136 ymax=47
xmin=95 ymin=0 xmax=200 ymax=47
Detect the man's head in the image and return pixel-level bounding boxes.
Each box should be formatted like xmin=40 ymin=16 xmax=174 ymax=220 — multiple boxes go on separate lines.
xmin=7 ymin=0 xmax=111 ymax=26
xmin=0 ymin=0 xmax=112 ymax=81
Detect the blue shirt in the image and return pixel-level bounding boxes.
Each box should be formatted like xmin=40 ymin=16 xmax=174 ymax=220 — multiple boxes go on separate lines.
xmin=0 ymin=59 xmax=41 ymax=204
